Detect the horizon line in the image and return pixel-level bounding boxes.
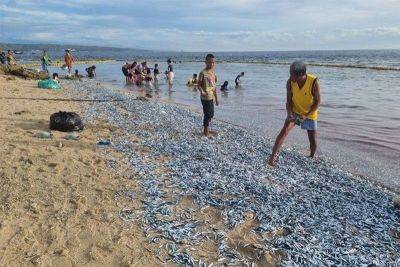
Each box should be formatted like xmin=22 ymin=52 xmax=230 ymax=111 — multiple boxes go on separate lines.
xmin=1 ymin=41 xmax=399 ymax=53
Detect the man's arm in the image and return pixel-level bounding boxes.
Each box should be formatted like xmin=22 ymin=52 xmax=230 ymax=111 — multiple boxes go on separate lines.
xmin=306 ymin=79 xmax=321 ymax=116
xmin=286 ymin=79 xmax=293 ymax=116
xmin=214 ymin=88 xmax=219 ymax=105
xmin=198 ymin=73 xmax=207 ymax=95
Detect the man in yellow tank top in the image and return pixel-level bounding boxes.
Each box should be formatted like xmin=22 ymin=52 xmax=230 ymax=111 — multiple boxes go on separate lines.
xmin=268 ymin=61 xmax=321 ymax=166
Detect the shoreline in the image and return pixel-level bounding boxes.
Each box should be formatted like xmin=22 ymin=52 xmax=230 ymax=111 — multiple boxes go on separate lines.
xmin=20 ymin=59 xmax=116 ymax=69
xmin=117 ymin=80 xmax=399 ymax=195
xmin=62 ymin=78 xmax=399 ymax=265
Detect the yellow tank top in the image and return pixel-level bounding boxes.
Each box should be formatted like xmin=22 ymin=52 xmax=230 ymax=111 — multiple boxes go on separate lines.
xmin=291 ymin=74 xmax=318 ymax=120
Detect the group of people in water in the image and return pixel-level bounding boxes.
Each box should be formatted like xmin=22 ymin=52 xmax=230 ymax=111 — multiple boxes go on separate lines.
xmin=186 ymin=71 xmax=245 ymax=92
xmin=121 ymin=59 xmax=174 ymax=88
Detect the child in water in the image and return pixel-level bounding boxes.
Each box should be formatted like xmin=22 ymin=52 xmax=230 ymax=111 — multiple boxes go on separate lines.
xmin=74 ymin=69 xmax=83 ymax=78
xmin=235 ymin=72 xmax=244 ymax=86
xmin=52 ymin=73 xmax=59 ymax=83
xmin=166 ymin=59 xmax=174 ymax=89
xmin=86 ymin=65 xmax=96 ymax=78
xmin=153 ymin=63 xmax=160 ymax=82
xmin=187 ymin=73 xmax=198 ymax=86
xmin=145 ymin=68 xmax=153 ymax=87
xmin=220 ymin=81 xmax=229 ymax=91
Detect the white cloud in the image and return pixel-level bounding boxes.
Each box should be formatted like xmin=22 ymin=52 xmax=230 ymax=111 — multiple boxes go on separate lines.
xmin=1 ymin=1 xmax=400 ymax=51
xmin=0 ymin=4 xmax=121 ymax=21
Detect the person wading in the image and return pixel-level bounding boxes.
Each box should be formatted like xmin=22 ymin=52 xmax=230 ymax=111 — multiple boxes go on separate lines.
xmin=268 ymin=61 xmax=321 ymax=166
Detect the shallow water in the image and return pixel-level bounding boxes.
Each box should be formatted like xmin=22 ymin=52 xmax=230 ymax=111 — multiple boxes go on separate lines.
xmin=50 ymin=59 xmax=400 ymax=191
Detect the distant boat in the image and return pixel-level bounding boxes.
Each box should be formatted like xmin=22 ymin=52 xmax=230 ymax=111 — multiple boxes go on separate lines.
xmin=70 ymin=49 xmax=77 ymax=52
xmin=14 ymin=51 xmax=23 ymax=54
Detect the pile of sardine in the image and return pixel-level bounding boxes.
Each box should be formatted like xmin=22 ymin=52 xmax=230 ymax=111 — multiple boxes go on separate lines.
xmin=63 ymin=79 xmax=400 ymax=266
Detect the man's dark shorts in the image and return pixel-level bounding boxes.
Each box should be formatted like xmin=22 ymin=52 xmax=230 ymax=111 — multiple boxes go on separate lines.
xmin=201 ymin=99 xmax=214 ymax=127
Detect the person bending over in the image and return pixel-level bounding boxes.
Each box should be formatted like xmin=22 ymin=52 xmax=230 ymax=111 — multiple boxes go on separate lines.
xmin=235 ymin=72 xmax=244 ymax=86
xmin=268 ymin=61 xmax=321 ymax=166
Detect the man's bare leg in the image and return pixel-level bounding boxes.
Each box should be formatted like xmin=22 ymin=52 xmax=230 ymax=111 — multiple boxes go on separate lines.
xmin=203 ymin=126 xmax=212 ymax=137
xmin=307 ymin=130 xmax=317 ymax=157
xmin=268 ymin=120 xmax=295 ymax=166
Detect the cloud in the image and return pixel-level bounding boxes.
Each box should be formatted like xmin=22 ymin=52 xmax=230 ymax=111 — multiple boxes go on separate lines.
xmin=1 ymin=0 xmax=400 ymax=51
xmin=0 ymin=4 xmax=121 ymax=21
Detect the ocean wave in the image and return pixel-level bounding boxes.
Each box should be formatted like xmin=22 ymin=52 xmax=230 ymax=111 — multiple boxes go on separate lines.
xmin=320 ymin=103 xmax=369 ymax=110
xmin=325 ymin=136 xmax=400 ymax=153
xmin=259 ymin=61 xmax=400 ymax=71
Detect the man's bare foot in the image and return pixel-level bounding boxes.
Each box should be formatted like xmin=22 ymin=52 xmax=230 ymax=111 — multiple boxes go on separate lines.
xmin=202 ymin=132 xmax=212 ymax=137
xmin=267 ymin=156 xmax=276 ymax=167
xmin=209 ymin=130 xmax=218 ymax=136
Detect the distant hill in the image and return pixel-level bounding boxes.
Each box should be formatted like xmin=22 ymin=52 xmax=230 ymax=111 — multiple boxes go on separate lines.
xmin=0 ymin=43 xmax=147 ymax=52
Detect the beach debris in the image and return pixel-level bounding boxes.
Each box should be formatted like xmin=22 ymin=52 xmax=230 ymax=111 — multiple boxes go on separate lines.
xmin=136 ymin=96 xmax=149 ymax=101
xmin=50 ymin=111 xmax=84 ymax=132
xmin=35 ymin=131 xmax=53 ymax=139
xmin=119 ymin=208 xmax=136 ymax=222
xmin=14 ymin=110 xmax=29 ymax=115
xmin=0 ymin=65 xmax=48 ymax=80
xmin=145 ymin=92 xmax=153 ymax=98
xmin=97 ymin=140 xmax=111 ymax=146
xmin=62 ymin=79 xmax=400 ymax=266
xmin=57 ymin=141 xmax=63 ymax=148
xmin=64 ymin=132 xmax=79 ymax=141
xmin=38 ymin=79 xmax=61 ymax=90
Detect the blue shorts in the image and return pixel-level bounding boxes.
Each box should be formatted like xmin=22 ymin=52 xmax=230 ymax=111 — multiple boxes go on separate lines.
xmin=291 ymin=113 xmax=317 ymax=131
xmin=300 ymin=119 xmax=317 ymax=131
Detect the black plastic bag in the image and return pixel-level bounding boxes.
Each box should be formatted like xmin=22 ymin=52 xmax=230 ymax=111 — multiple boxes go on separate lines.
xmin=49 ymin=111 xmax=84 ymax=132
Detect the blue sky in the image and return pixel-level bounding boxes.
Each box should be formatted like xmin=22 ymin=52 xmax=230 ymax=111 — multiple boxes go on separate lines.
xmin=1 ymin=0 xmax=400 ymax=51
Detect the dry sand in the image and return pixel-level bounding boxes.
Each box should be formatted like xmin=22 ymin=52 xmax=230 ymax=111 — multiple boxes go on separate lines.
xmin=0 ymin=75 xmax=159 ymax=266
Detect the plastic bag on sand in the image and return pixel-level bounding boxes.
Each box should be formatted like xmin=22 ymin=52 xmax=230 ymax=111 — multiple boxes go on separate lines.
xmin=38 ymin=79 xmax=61 ymax=90
xmin=50 ymin=111 xmax=84 ymax=132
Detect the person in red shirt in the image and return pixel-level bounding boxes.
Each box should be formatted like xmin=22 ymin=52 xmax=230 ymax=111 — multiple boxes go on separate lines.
xmin=64 ymin=49 xmax=75 ymax=75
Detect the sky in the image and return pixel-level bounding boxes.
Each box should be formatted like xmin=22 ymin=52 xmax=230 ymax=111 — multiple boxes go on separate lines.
xmin=1 ymin=0 xmax=400 ymax=51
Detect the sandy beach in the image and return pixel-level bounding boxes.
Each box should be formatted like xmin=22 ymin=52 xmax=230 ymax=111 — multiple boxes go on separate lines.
xmin=0 ymin=75 xmax=158 ymax=266
xmin=0 ymin=72 xmax=398 ymax=266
